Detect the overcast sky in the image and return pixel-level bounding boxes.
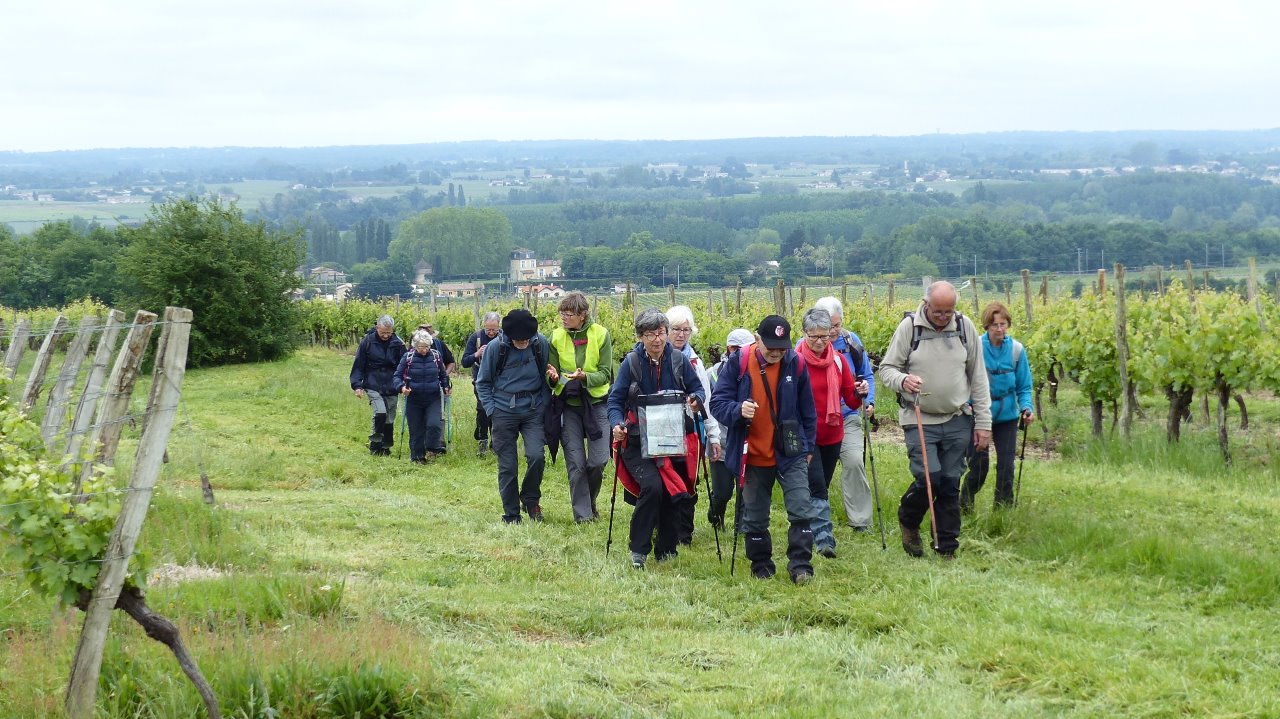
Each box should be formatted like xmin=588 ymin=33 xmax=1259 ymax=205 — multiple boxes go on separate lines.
xmin=3 ymin=0 xmax=1277 ymax=152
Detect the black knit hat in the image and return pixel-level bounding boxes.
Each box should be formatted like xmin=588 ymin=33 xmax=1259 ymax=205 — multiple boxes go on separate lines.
xmin=502 ymin=309 xmax=538 ymax=341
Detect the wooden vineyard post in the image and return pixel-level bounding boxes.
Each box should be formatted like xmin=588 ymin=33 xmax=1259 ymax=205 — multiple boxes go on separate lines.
xmin=667 ymin=284 xmax=676 ymax=307
xmin=1021 ymin=269 xmax=1033 ymax=327
xmin=1155 ymin=265 xmax=1165 ymax=295
xmin=972 ymin=277 xmax=981 ymax=316
xmin=3 ymin=318 xmax=31 ymax=379
xmin=1097 ymin=269 xmax=1107 ymax=296
xmin=40 ymin=315 xmax=97 ymax=447
xmin=1185 ymin=260 xmax=1195 ymax=292
xmin=21 ymin=314 xmax=70 ymax=411
xmin=798 ymin=285 xmax=806 ymax=309
xmin=735 ymin=281 xmax=742 ymax=316
xmin=707 ymin=289 xmax=714 ymax=318
xmin=64 ymin=310 xmax=126 ymax=473
xmin=1115 ymin=265 xmax=1134 ymax=439
xmin=720 ymin=288 xmax=728 ymax=318
xmin=78 ymin=311 xmax=157 ymax=489
xmin=473 ymin=292 xmax=482 ymax=330
xmin=773 ymin=279 xmax=786 ymax=315
xmin=66 ymin=308 xmax=208 ymax=719
xmin=886 ymin=281 xmax=893 ymax=309
xmin=1039 ymin=274 xmax=1050 ymax=305
xmin=1248 ymin=257 xmax=1265 ymax=332
xmin=841 ymin=282 xmax=848 ymax=304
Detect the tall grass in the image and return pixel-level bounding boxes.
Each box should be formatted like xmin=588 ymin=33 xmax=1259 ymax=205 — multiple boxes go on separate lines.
xmin=3 ymin=347 xmax=1279 ymax=717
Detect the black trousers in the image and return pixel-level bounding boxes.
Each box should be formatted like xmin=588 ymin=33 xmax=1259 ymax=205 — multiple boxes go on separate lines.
xmin=473 ymin=393 xmax=491 ymax=442
xmin=622 ymin=443 xmax=680 ymax=560
xmin=962 ymin=418 xmax=1020 ymax=508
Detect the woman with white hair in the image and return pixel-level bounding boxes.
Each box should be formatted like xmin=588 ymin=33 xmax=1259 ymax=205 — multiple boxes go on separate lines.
xmin=394 ymin=330 xmax=453 ymax=463
xmin=666 ymin=305 xmax=722 ymax=545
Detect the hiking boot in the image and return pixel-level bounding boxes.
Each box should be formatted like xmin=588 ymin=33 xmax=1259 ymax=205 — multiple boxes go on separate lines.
xmin=791 ymin=570 xmax=813 ymax=585
xmin=477 ymin=439 xmax=489 ymax=457
xmin=526 ymin=504 xmax=544 ymax=522
xmin=850 ymin=525 xmax=869 ymax=533
xmin=656 ymin=552 xmax=677 ymax=563
xmin=630 ymin=552 xmax=646 ymax=569
xmin=502 ymin=514 xmax=521 ymax=525
xmin=900 ymin=522 xmax=924 ymax=557
xmin=751 ymin=565 xmax=776 ymax=580
xmin=592 ymin=502 xmax=600 ymax=520
xmin=817 ymin=545 xmax=837 ymax=559
xmin=938 ymin=551 xmax=956 ymax=561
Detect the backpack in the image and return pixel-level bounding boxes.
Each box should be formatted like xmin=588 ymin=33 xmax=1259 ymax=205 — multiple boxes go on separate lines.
xmin=493 ymin=334 xmax=546 ymax=381
xmin=402 ymin=348 xmax=445 ymax=384
xmin=626 ymin=346 xmax=689 ymax=401
xmin=896 ymin=310 xmax=971 ymax=407
xmin=988 ymin=339 xmax=1024 ymax=377
xmin=835 ymin=329 xmax=865 ymax=378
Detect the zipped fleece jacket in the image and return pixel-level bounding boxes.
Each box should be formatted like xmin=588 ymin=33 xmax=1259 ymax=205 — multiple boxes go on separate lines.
xmin=982 ymin=333 xmax=1033 ymax=424
xmin=710 ymin=348 xmax=817 ymax=476
xmin=878 ymin=302 xmax=992 ymax=431
xmin=349 ymin=328 xmax=408 ymax=396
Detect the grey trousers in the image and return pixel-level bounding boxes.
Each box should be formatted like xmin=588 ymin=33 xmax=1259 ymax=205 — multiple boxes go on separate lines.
xmin=490 ymin=408 xmax=547 ymax=520
xmin=838 ymin=413 xmax=873 ymax=528
xmin=561 ymin=400 xmax=610 ymax=522
xmin=367 ymin=390 xmax=398 ymax=443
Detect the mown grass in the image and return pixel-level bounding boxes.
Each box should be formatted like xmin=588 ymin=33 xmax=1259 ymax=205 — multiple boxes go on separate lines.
xmin=3 ymin=346 xmax=1280 ymax=717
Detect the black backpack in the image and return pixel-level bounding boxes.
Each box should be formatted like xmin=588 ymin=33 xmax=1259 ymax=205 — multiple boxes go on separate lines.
xmin=493 ymin=334 xmax=546 ymax=381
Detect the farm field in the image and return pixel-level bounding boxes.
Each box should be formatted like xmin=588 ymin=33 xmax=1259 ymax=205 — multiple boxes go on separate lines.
xmin=3 ymin=346 xmax=1280 ymax=717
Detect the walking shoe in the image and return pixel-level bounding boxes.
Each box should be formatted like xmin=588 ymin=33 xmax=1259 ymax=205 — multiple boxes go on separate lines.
xmin=630 ymin=552 xmax=646 ymax=569
xmin=900 ymin=522 xmax=924 ymax=557
xmin=817 ymin=545 xmax=837 ymax=559
xmin=850 ymin=525 xmax=869 ymax=533
xmin=656 ymin=552 xmax=677 ymax=563
xmin=477 ymin=439 xmax=489 ymax=457
xmin=938 ymin=550 xmax=956 ymax=561
xmin=791 ymin=570 xmax=814 ymax=585
xmin=411 ymin=457 xmax=428 ymax=465
xmin=751 ymin=565 xmax=776 ymax=580
xmin=502 ymin=514 xmax=521 ymax=524
xmin=526 ymin=504 xmax=544 ymax=522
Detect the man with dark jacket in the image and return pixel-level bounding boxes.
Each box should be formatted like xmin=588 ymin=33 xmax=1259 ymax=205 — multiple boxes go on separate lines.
xmin=711 ymin=315 xmax=820 ymax=584
xmin=462 ymin=311 xmax=502 ymax=456
xmin=350 ymin=315 xmax=407 ymax=455
xmin=475 ymin=309 xmax=552 ymax=524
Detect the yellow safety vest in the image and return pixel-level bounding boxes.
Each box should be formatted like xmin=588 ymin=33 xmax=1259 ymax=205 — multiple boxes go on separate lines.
xmin=551 ymin=323 xmax=610 ymax=400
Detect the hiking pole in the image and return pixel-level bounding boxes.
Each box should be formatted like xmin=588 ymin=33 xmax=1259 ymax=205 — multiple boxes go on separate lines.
xmin=444 ymin=392 xmax=453 ymax=447
xmin=696 ymin=413 xmax=722 ymax=563
xmin=911 ymin=392 xmax=940 ymax=552
xmin=606 ymin=439 xmax=620 ymax=557
xmin=863 ymin=408 xmax=887 ymax=551
xmin=396 ymin=400 xmax=407 ymax=460
xmin=730 ymin=417 xmax=751 ymax=576
xmin=1015 ymin=411 xmax=1030 ymax=506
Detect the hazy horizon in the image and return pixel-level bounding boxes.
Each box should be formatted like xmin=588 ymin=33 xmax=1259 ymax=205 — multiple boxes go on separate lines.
xmin=5 ymin=0 xmax=1279 ymax=153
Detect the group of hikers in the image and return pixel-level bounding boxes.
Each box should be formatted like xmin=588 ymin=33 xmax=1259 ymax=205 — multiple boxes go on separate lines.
xmin=348 ymin=281 xmax=1035 ymax=583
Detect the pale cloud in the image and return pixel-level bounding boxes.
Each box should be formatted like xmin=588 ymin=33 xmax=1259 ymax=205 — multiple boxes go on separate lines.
xmin=2 ymin=0 xmax=1277 ymax=151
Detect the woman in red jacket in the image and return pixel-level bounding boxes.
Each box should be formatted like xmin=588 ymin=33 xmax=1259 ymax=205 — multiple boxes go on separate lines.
xmin=796 ymin=308 xmax=861 ymax=559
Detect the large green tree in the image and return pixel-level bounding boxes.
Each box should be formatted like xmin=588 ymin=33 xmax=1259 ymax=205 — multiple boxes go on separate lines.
xmin=119 ymin=198 xmax=303 ymax=367
xmin=389 ymin=206 xmax=513 ymax=277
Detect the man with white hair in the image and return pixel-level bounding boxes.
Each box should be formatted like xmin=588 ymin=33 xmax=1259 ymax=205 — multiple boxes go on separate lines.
xmin=878 ymin=281 xmax=991 ymax=559
xmin=812 ymin=296 xmax=876 ymax=533
xmin=462 ymin=311 xmax=503 ymax=456
xmin=350 ymin=315 xmax=407 ymax=456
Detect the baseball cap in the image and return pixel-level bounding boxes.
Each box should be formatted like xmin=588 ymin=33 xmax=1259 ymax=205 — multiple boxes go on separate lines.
xmin=725 ymin=328 xmax=754 ymax=348
xmin=756 ymin=315 xmax=792 ymax=350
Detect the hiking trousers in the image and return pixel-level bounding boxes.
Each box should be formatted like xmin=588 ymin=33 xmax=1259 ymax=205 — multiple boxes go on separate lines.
xmin=621 ymin=443 xmax=680 ymax=560
xmin=561 ymin=400 xmax=609 ymax=522
xmin=806 ymin=442 xmax=842 ymax=550
xmin=838 ymin=413 xmax=873 ymax=529
xmin=404 ymin=393 xmax=443 ymax=461
xmin=962 ymin=417 xmax=1019 ymax=508
xmin=741 ymin=462 xmax=817 ymax=578
xmin=491 ymin=408 xmax=546 ymax=521
xmin=899 ymin=413 xmax=971 ymax=554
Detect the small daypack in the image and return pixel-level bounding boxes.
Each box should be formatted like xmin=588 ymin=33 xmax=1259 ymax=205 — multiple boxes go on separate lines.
xmin=493 ymin=335 xmax=547 ymax=381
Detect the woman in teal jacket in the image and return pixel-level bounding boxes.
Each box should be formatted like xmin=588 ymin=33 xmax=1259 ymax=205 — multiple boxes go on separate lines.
xmin=962 ymin=302 xmax=1034 ymax=509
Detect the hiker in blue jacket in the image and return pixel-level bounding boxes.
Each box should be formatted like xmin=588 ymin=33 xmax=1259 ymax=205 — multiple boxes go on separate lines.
xmin=394 ymin=330 xmax=452 ymax=464
xmin=962 ymin=301 xmax=1034 ymax=510
xmin=476 ymin=309 xmax=552 ymax=524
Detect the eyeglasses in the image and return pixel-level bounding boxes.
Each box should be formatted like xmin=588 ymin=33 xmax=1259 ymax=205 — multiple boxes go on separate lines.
xmin=925 ymin=305 xmax=955 ymax=318
xmin=805 ymin=334 xmax=830 ymax=343
xmin=558 ymin=310 xmax=580 ymax=316
xmin=989 ymin=321 xmax=1009 ymax=329
xmin=670 ymin=327 xmax=693 ymax=334
xmin=640 ymin=331 xmax=668 ymax=341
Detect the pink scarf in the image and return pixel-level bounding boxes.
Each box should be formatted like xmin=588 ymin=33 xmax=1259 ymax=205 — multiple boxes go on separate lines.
xmin=798 ymin=341 xmax=842 ymax=428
